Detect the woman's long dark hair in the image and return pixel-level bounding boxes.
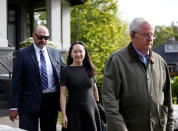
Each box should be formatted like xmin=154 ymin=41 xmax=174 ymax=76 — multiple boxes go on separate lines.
xmin=67 ymin=41 xmax=96 ymax=77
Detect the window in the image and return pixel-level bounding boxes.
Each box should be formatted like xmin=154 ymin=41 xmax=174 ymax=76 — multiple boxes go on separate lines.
xmin=26 ymin=12 xmax=33 ymax=38
xmin=8 ymin=10 xmax=16 ymax=47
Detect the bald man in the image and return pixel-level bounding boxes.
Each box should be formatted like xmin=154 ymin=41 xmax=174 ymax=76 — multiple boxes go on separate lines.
xmin=9 ymin=26 xmax=65 ymax=131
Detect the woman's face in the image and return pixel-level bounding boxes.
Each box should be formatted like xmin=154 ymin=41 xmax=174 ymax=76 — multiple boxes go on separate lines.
xmin=71 ymin=44 xmax=86 ymax=65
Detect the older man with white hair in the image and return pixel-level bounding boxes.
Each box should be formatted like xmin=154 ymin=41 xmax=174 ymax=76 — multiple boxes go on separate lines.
xmin=102 ymin=17 xmax=174 ymax=131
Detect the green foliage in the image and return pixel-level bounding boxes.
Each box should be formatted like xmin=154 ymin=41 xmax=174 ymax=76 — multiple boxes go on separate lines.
xmin=153 ymin=26 xmax=174 ymax=49
xmin=71 ymin=0 xmax=130 ymax=95
xmin=20 ymin=37 xmax=34 ymax=48
xmin=171 ymin=77 xmax=178 ymax=104
xmin=153 ymin=23 xmax=178 ymax=49
xmin=58 ymin=112 xmax=62 ymax=124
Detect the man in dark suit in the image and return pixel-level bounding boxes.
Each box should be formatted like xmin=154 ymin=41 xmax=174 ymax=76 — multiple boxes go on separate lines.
xmin=9 ymin=25 xmax=65 ymax=131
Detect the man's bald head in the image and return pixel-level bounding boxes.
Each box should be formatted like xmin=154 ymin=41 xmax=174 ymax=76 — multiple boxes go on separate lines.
xmin=34 ymin=25 xmax=49 ymax=36
xmin=32 ymin=25 xmax=49 ymax=49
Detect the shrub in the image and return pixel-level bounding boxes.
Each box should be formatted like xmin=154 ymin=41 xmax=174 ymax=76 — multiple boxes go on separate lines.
xmin=171 ymin=77 xmax=178 ymax=104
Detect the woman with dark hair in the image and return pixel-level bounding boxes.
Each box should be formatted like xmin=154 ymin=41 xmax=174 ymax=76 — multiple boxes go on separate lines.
xmin=60 ymin=41 xmax=102 ymax=131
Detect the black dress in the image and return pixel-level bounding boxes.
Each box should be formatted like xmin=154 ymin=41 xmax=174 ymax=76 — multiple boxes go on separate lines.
xmin=60 ymin=66 xmax=102 ymax=131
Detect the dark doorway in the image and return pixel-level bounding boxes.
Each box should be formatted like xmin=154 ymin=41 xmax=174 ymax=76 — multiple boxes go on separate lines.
xmin=8 ymin=5 xmax=21 ymax=50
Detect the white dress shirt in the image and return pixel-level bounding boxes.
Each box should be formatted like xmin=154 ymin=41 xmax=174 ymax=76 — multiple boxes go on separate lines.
xmin=33 ymin=43 xmax=57 ymax=93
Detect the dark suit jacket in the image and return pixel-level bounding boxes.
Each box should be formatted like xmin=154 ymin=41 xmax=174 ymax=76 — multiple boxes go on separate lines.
xmin=10 ymin=44 xmax=65 ymax=115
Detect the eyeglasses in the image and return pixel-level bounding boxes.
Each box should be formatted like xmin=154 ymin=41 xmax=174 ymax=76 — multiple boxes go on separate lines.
xmin=35 ymin=34 xmax=49 ymax=40
xmin=134 ymin=32 xmax=156 ymax=39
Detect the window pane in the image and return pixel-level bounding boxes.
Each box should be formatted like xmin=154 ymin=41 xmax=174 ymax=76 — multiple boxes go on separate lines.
xmin=8 ymin=24 xmax=16 ymax=47
xmin=8 ymin=10 xmax=16 ymax=22
xmin=26 ymin=12 xmax=32 ymax=38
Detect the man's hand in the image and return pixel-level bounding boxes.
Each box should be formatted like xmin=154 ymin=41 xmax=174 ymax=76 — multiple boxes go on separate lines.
xmin=9 ymin=110 xmax=18 ymax=122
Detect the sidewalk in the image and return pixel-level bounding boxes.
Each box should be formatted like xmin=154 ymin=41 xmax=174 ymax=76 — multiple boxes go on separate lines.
xmin=0 ymin=109 xmax=61 ymax=131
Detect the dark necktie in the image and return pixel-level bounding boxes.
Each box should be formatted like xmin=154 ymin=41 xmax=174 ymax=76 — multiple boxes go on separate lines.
xmin=40 ymin=50 xmax=48 ymax=89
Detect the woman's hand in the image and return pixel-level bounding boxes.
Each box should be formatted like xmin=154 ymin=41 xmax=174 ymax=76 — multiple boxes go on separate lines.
xmin=61 ymin=115 xmax=68 ymax=128
xmin=60 ymin=85 xmax=68 ymax=128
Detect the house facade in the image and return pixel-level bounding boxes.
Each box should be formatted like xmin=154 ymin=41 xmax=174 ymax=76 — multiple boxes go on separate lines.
xmin=0 ymin=0 xmax=87 ymax=74
xmin=153 ymin=38 xmax=178 ymax=77
xmin=0 ymin=0 xmax=72 ymax=49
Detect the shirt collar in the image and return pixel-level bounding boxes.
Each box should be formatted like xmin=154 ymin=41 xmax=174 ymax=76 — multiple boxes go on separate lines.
xmin=132 ymin=44 xmax=149 ymax=58
xmin=128 ymin=43 xmax=154 ymax=64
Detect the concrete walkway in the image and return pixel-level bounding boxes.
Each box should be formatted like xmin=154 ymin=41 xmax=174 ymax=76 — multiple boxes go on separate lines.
xmin=0 ymin=109 xmax=61 ymax=131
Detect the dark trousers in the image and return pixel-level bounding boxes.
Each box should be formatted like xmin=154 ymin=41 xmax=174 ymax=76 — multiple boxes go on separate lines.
xmin=19 ymin=92 xmax=59 ymax=131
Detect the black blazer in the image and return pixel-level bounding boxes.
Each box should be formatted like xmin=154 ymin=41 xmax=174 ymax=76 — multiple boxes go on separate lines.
xmin=10 ymin=44 xmax=65 ymax=115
